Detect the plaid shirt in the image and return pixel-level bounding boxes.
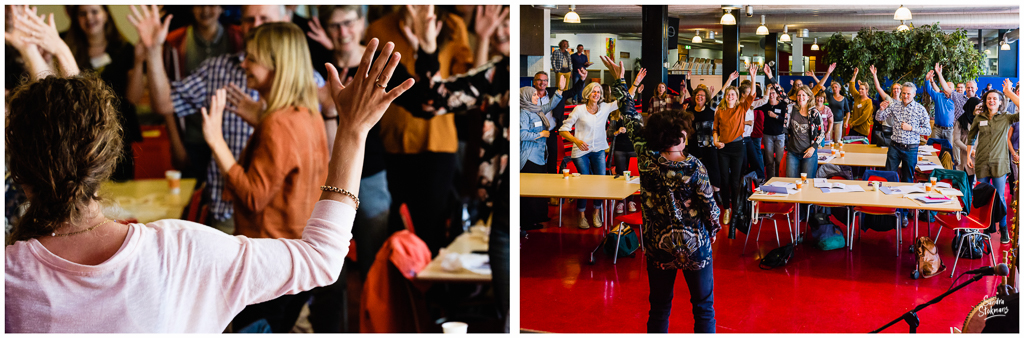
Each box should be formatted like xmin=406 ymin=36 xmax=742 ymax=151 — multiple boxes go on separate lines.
xmin=550 ymin=49 xmax=571 ymax=73
xmin=875 ymin=99 xmax=931 ymax=146
xmin=951 ymin=91 xmax=970 ymax=121
xmin=171 ymin=52 xmax=324 ymax=222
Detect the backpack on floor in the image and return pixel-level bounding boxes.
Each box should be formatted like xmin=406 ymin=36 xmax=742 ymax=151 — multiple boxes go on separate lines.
xmin=809 ymin=213 xmax=845 ymax=251
xmin=734 ymin=172 xmax=760 ymax=235
xmin=913 ymin=236 xmax=945 ymax=279
xmin=952 ymin=231 xmax=991 ymax=259
xmin=759 ymin=243 xmax=795 ymax=270
xmin=604 ymin=223 xmax=639 ymax=258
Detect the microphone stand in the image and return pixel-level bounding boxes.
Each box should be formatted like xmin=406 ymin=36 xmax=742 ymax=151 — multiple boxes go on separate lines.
xmin=871 ymin=272 xmax=991 ymax=333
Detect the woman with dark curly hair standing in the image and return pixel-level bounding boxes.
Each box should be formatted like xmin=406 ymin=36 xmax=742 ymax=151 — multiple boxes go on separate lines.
xmin=600 ymin=58 xmax=720 ymax=333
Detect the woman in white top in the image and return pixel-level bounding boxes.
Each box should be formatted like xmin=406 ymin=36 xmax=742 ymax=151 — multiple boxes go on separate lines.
xmin=558 ymin=56 xmax=630 ymax=229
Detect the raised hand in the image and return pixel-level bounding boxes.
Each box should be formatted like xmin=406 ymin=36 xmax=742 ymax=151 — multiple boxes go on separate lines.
xmin=827 ymin=62 xmax=837 ymax=74
xmin=852 ymin=67 xmax=859 ymax=77
xmin=401 ymin=5 xmax=442 ymax=54
xmin=307 ymin=16 xmax=334 ymax=51
xmin=599 ymin=55 xmax=625 ymax=79
xmin=200 ymin=88 xmax=227 ymax=146
xmin=925 ymin=70 xmax=935 ymax=81
xmin=934 ymin=62 xmax=943 ymax=74
xmin=11 ymin=7 xmax=65 ymax=56
xmin=127 ymin=5 xmax=172 ymax=49
xmin=763 ymin=63 xmax=774 ymax=78
xmin=728 ymin=71 xmax=739 ymax=82
xmin=326 ymin=38 xmax=416 ymax=135
xmin=638 ymin=84 xmax=644 ymax=93
xmin=804 ymin=71 xmax=814 ymax=77
xmin=633 ymin=68 xmax=647 ymax=87
xmin=868 ymin=65 xmax=877 ymax=75
xmin=473 ymin=5 xmax=509 ymax=42
xmin=576 ymin=67 xmax=588 ymax=80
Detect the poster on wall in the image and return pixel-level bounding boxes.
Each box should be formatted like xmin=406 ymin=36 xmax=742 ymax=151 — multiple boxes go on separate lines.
xmin=606 ymin=38 xmax=615 ymax=59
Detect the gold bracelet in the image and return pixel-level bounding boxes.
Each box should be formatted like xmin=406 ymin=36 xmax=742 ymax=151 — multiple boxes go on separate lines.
xmin=320 ymin=185 xmax=360 ymax=210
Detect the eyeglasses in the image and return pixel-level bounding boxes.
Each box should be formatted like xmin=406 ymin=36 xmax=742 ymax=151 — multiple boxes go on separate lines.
xmin=327 ymin=19 xmax=361 ymax=31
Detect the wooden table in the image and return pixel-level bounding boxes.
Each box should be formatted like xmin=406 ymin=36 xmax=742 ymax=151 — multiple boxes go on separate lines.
xmin=520 ymin=173 xmax=641 ymax=263
xmin=99 ymin=178 xmax=197 ymax=224
xmin=819 ymin=144 xmax=941 ymax=168
xmin=748 ymin=177 xmax=962 ymax=264
xmin=416 ymin=226 xmax=492 ymax=283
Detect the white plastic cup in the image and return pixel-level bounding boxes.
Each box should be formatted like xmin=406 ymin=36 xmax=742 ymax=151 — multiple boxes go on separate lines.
xmin=166 ymin=170 xmax=182 ymax=194
xmin=800 ymin=173 xmax=807 ymax=182
xmin=562 ymin=169 xmax=570 ymax=179
xmin=623 ymin=170 xmax=632 ymax=181
xmin=442 ymin=321 xmax=468 ymax=334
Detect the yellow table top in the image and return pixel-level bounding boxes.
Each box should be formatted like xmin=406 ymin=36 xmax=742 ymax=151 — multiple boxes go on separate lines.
xmin=748 ymin=177 xmax=963 ymax=212
xmin=818 ymin=145 xmax=941 ymax=167
xmin=417 ymin=226 xmax=491 ymax=283
xmin=520 ymin=173 xmax=640 ymax=200
xmin=100 ymin=178 xmax=197 ymax=224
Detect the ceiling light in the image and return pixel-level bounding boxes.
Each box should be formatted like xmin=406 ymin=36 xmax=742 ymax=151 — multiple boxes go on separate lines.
xmin=707 ymin=30 xmax=715 ymax=40
xmin=721 ymin=9 xmax=736 ymax=25
xmin=896 ymin=20 xmax=910 ymax=32
xmin=1001 ymin=41 xmax=1011 ymax=51
xmin=563 ymin=5 xmax=580 ymax=23
xmin=811 ymin=38 xmax=819 ymax=51
xmin=780 ymin=25 xmax=791 ymax=42
xmin=894 ymin=5 xmax=912 ymax=21
xmin=745 ymin=5 xmax=754 ymax=17
xmin=801 ymin=29 xmax=809 ymax=38
xmin=985 ymin=49 xmax=991 ymax=55
xmin=692 ymin=29 xmax=702 ymax=44
xmin=756 ymin=15 xmax=769 ymax=36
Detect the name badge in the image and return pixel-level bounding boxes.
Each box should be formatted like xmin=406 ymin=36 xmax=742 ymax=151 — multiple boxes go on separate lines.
xmin=979 ymin=120 xmax=989 ymax=127
xmin=774 ymin=109 xmax=781 ymax=114
xmin=857 ymin=104 xmax=862 ymax=108
xmin=534 ymin=121 xmax=543 ymax=127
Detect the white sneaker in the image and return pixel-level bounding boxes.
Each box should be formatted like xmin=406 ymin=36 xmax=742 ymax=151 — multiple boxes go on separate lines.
xmin=628 ymin=201 xmax=637 ymax=213
xmin=577 ymin=213 xmax=590 ymax=229
xmin=592 ymin=211 xmax=603 ymax=228
xmin=616 ymin=203 xmax=624 ymax=214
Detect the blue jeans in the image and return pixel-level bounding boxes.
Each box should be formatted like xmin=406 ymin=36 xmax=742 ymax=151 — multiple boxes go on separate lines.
xmin=762 ymin=134 xmax=785 ymax=179
xmin=885 ymin=143 xmax=918 ymax=183
xmin=353 ymin=170 xmax=392 ymax=276
xmin=786 ymin=150 xmax=819 ymax=179
xmin=571 ymin=71 xmax=583 ymax=102
xmin=572 ymin=151 xmax=606 ymax=211
xmin=980 ymin=175 xmax=1008 ymax=234
xmin=647 ymin=259 xmax=715 ymax=333
xmin=744 ymin=137 xmax=765 ymax=179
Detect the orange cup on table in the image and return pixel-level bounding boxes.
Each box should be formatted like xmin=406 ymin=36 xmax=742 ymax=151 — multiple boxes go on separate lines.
xmin=165 ymin=170 xmax=181 ymax=194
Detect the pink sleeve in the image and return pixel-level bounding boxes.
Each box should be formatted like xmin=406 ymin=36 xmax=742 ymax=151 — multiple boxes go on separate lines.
xmin=215 ymin=200 xmax=355 ymax=306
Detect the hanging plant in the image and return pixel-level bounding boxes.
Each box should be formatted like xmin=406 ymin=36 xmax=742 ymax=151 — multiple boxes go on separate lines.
xmin=823 ymin=24 xmax=984 ymax=87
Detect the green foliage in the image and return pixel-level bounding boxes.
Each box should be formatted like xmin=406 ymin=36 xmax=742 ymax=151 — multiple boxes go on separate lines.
xmin=822 ymin=24 xmax=984 ymax=87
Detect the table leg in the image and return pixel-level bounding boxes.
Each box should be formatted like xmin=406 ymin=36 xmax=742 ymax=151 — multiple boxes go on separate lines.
xmin=558 ymin=198 xmax=563 ymax=228
xmin=794 ymin=202 xmax=801 ymax=244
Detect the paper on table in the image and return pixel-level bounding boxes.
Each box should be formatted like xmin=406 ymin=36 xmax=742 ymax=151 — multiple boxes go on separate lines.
xmin=916 ymin=161 xmax=943 ymax=171
xmin=627 ymin=177 xmax=640 ymax=184
xmin=812 ymin=178 xmax=829 ymax=188
xmin=818 ymin=154 xmax=835 ymax=163
xmin=460 ymin=253 xmax=492 ymax=275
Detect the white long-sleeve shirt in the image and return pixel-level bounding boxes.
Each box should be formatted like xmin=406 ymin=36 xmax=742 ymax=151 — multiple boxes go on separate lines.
xmin=5 ymin=200 xmax=355 ymax=333
xmin=560 ymin=102 xmax=618 ymax=158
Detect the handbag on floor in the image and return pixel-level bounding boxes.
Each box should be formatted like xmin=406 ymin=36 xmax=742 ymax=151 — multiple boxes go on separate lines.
xmin=604 ymin=223 xmax=639 ymax=258
xmin=759 ymin=243 xmax=795 ymax=270
xmin=912 ymin=236 xmax=945 ymax=279
xmin=809 ymin=213 xmax=844 ymax=251
xmin=952 ymin=230 xmax=991 ymax=259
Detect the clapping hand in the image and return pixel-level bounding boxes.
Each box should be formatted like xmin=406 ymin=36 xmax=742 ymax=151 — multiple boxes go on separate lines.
xmin=225 ymin=83 xmax=263 ymax=125
xmin=200 ymin=89 xmax=227 ymax=146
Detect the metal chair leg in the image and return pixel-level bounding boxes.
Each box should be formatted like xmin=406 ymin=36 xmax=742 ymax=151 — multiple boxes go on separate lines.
xmin=613 ymin=224 xmax=622 ymax=265
xmin=773 ymin=219 xmax=781 ymax=247
xmin=951 ymin=230 xmax=964 ymax=277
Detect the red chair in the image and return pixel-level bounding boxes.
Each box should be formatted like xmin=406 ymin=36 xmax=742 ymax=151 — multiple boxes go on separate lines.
xmin=933 ymin=193 xmax=997 ymax=277
xmin=743 ymin=201 xmax=795 ymax=255
xmin=610 ymin=211 xmax=644 ymax=264
xmin=185 ymin=182 xmax=207 ymax=224
xmin=850 ymin=175 xmax=904 ymax=256
xmin=628 ymin=157 xmax=639 ymax=174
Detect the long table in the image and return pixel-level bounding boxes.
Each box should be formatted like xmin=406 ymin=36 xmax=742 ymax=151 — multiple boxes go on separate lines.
xmin=99 ymin=178 xmax=197 ymax=224
xmin=417 ymin=225 xmax=492 ymax=283
xmin=818 ymin=144 xmax=942 ymax=168
xmin=748 ymin=177 xmax=962 ymax=278
xmin=520 ymin=173 xmax=641 ymax=263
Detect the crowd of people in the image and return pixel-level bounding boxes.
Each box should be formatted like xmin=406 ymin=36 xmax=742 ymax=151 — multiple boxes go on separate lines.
xmin=5 ymin=4 xmax=510 ymax=333
xmin=521 ymin=41 xmax=1020 ymax=332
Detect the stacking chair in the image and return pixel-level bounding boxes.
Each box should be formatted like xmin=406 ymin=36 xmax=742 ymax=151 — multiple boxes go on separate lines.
xmin=933 ymin=191 xmax=997 ymax=277
xmin=743 ymin=200 xmax=794 ymax=255
xmin=850 ymin=170 xmax=903 ymax=256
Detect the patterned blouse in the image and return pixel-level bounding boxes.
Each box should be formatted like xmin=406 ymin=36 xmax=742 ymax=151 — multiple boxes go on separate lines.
xmin=613 ymin=80 xmax=721 ymax=271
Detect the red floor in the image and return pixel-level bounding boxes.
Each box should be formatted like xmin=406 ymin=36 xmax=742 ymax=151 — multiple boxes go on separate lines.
xmin=520 ymin=202 xmax=1015 ymax=333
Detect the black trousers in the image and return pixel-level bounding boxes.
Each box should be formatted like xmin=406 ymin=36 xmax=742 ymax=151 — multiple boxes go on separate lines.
xmin=520 ymin=161 xmax=549 ymax=225
xmin=717 ymin=140 xmax=746 ymax=212
xmin=692 ymin=146 xmax=722 ymax=188
xmin=385 ymin=152 xmax=458 ymax=256
xmin=232 ymin=291 xmax=313 ymax=333
xmin=545 ymin=129 xmax=560 ymax=174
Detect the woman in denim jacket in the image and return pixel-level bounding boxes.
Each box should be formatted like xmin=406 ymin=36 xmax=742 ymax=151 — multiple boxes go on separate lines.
xmin=520 ymin=85 xmax=562 ymax=228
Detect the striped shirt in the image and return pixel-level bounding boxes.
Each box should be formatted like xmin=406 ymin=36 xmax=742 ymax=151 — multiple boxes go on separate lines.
xmin=171 ymin=52 xmax=324 ymax=222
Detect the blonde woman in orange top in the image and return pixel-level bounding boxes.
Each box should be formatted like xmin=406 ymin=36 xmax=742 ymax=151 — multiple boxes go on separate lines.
xmin=200 ymin=22 xmax=329 ymax=332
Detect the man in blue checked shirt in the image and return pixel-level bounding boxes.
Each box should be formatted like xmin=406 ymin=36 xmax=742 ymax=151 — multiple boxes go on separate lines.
xmin=924 ymin=65 xmax=955 ymax=146
xmin=139 ymin=5 xmax=328 ymax=234
xmin=877 ymin=82 xmax=931 ymax=183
